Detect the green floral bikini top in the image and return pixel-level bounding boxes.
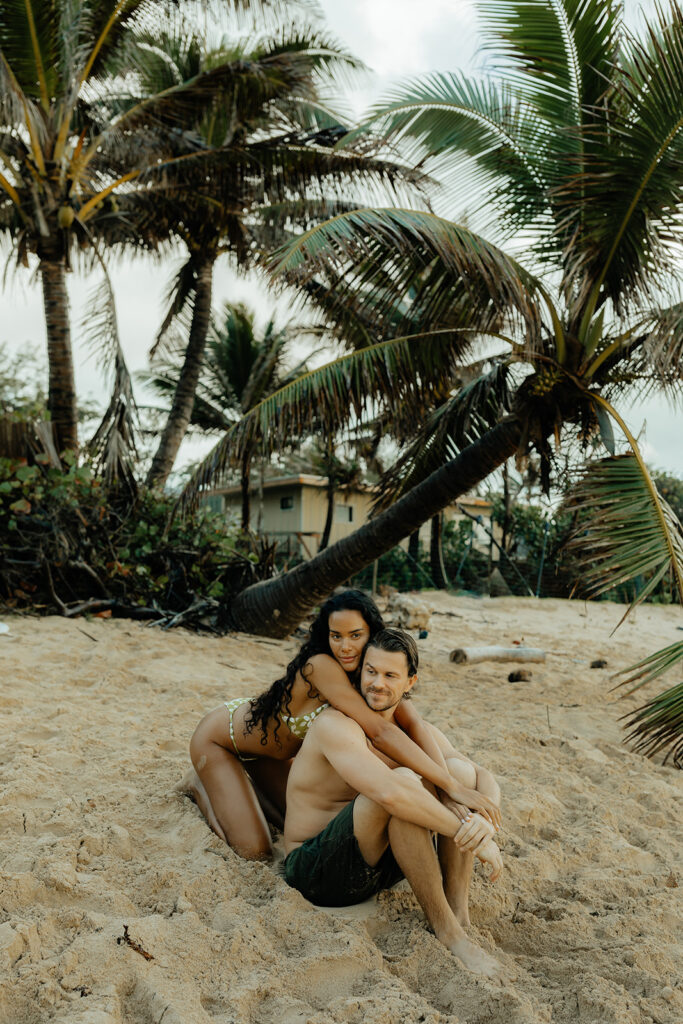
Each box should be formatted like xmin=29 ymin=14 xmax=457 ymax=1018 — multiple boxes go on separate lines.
xmin=280 ymin=702 xmax=329 ymax=739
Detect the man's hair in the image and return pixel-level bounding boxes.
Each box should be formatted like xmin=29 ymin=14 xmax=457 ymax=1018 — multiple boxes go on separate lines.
xmin=366 ymin=628 xmax=419 ymax=677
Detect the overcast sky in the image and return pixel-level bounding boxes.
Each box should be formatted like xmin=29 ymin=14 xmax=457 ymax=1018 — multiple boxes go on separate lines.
xmin=1 ymin=0 xmax=680 ymax=476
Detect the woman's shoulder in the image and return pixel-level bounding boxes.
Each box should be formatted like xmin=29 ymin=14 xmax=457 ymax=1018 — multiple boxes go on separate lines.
xmin=297 ymin=651 xmax=338 ymax=680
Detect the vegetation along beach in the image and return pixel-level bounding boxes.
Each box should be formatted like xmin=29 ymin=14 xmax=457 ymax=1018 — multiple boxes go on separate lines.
xmin=1 ymin=0 xmax=682 ymax=1021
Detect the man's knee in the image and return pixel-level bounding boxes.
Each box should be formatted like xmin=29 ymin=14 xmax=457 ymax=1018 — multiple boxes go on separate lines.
xmin=354 ymin=793 xmax=390 ymax=823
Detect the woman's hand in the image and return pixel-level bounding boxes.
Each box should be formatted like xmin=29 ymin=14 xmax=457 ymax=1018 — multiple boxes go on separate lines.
xmin=447 ymin=784 xmax=501 ymax=830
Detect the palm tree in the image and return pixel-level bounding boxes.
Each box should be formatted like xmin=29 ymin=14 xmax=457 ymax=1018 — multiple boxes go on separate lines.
xmin=144 ymin=302 xmax=308 ymax=528
xmin=0 ymin=0 xmax=149 ymax=451
xmin=178 ymin=0 xmax=680 ymax=640
xmin=0 ymin=0 xmax=298 ymax=453
xmin=127 ymin=15 xmax=426 ymax=490
xmin=197 ymin=0 xmax=679 ymax=638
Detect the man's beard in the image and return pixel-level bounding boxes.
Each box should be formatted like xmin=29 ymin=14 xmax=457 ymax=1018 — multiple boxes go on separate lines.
xmin=363 ymin=690 xmax=403 ymax=713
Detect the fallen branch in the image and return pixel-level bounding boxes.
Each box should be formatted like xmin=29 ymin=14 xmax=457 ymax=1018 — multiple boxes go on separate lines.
xmin=117 ymin=925 xmax=154 ymax=961
xmin=450 ymin=645 xmax=546 ymax=665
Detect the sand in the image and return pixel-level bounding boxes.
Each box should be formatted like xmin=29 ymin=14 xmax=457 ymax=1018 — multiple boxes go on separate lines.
xmin=0 ymin=593 xmax=681 ymax=1024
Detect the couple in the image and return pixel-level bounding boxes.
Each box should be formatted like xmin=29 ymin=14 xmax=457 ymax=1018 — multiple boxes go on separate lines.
xmin=187 ymin=590 xmax=505 ymax=977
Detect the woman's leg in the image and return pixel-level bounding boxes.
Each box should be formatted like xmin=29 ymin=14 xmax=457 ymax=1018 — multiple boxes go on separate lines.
xmin=246 ymin=758 xmax=294 ymax=830
xmin=189 ymin=707 xmax=273 ymax=860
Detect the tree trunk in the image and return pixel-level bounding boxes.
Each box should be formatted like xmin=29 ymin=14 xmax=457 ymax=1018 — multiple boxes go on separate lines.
xmin=408 ymin=529 xmax=420 ymax=587
xmin=230 ymin=416 xmax=522 ymax=636
xmin=146 ymin=258 xmax=214 ymax=489
xmin=430 ymin=513 xmax=448 ymax=589
xmin=319 ymin=482 xmax=335 ymax=552
xmin=40 ymin=258 xmax=77 ymax=453
xmin=240 ymin=447 xmax=251 ymax=532
xmin=502 ymin=460 xmax=511 ymax=552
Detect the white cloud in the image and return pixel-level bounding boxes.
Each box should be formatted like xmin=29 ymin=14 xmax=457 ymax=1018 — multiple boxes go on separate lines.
xmin=319 ymin=0 xmax=478 ymax=114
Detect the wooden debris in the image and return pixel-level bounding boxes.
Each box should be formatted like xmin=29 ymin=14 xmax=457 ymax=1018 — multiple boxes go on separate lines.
xmin=508 ymin=670 xmax=532 ymax=682
xmin=450 ymin=646 xmax=546 ymax=665
xmin=117 ymin=924 xmax=154 ymax=961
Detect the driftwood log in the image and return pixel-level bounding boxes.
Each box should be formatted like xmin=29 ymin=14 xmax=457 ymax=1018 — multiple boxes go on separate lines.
xmin=450 ymin=646 xmax=546 ymax=665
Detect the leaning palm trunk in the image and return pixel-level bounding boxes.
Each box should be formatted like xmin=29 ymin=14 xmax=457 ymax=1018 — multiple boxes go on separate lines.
xmin=319 ymin=482 xmax=335 ymax=552
xmin=40 ymin=258 xmax=77 ymax=454
xmin=147 ymin=260 xmax=214 ymax=489
xmin=230 ymin=416 xmax=522 ymax=636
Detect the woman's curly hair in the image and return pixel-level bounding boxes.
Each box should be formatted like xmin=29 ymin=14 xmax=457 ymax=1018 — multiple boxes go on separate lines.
xmin=244 ymin=589 xmax=384 ymax=745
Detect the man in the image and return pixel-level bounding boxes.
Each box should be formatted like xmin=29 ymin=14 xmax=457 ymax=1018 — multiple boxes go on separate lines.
xmin=283 ymin=628 xmax=505 ymax=978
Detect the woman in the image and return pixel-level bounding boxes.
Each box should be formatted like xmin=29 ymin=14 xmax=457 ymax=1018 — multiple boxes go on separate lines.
xmin=187 ymin=589 xmax=500 ymax=859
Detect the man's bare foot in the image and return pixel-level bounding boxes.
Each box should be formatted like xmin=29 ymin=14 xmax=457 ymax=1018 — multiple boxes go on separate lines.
xmin=448 ymin=936 xmax=505 ymax=979
xmin=176 ymin=769 xmax=227 ymax=842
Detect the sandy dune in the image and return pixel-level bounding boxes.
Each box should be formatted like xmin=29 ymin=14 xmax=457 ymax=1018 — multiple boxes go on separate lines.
xmin=0 ymin=594 xmax=681 ymax=1024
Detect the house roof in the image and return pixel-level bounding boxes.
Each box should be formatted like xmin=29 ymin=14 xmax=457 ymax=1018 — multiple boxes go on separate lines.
xmin=211 ymin=475 xmax=492 ymax=509
xmin=211 ymin=474 xmax=375 ymax=498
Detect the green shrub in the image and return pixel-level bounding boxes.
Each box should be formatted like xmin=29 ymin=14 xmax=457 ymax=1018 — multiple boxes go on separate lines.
xmin=0 ymin=454 xmax=266 ymax=619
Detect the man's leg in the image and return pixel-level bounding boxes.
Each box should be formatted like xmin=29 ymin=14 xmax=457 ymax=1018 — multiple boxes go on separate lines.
xmin=440 ymin=756 xmax=478 ymax=927
xmin=387 ymin=815 xmax=502 ymax=978
xmin=352 ymin=793 xmax=392 ymax=865
xmin=352 ymin=771 xmax=502 ymax=978
xmin=438 ymin=836 xmax=474 ymax=928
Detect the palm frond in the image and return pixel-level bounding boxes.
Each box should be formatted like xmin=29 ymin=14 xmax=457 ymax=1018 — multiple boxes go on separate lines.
xmin=566 ymin=425 xmax=683 ymax=766
xmin=371 ymin=361 xmax=512 ymax=514
xmin=80 ymin=253 xmax=139 ymax=488
xmin=350 ymin=72 xmax=550 ymax=235
xmin=175 ymin=328 xmax=474 ymax=516
xmin=0 ymin=0 xmax=59 ymax=103
xmin=77 ymin=0 xmax=151 ymax=80
xmin=87 ymin=347 xmax=139 ymax=493
xmin=637 ymin=298 xmax=683 ymax=379
xmin=565 ymin=450 xmax=683 ymax=609
xmin=559 ymin=0 xmax=683 ymax=312
xmin=615 ymin=640 xmax=683 ymax=696
xmin=620 ymin=679 xmax=683 ymax=767
xmin=479 ymin=0 xmax=621 ymax=125
xmin=266 ymin=207 xmax=544 ymax=345
xmin=150 ymin=256 xmax=202 ymax=360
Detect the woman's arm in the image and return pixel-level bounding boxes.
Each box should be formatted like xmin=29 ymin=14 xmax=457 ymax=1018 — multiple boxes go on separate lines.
xmin=305 ymin=656 xmax=498 ymax=817
xmin=396 ymin=700 xmax=500 ymax=827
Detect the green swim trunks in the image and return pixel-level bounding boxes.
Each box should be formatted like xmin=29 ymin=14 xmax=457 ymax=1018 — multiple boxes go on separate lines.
xmin=283 ymin=799 xmax=404 ymax=907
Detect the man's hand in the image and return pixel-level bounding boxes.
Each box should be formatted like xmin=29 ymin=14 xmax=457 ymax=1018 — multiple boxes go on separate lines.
xmin=478 ymin=840 xmax=503 ymax=882
xmin=453 ymin=813 xmax=495 ymax=852
xmin=446 ymin=786 xmax=501 ymax=830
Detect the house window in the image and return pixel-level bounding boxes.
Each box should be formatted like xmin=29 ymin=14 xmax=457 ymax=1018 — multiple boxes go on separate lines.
xmin=280 ymin=495 xmax=294 ymax=510
xmin=335 ymin=504 xmax=353 ymax=523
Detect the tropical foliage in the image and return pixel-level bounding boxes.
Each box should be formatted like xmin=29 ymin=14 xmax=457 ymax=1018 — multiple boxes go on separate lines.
xmin=0 ymin=450 xmax=275 ymax=625
xmin=144 ymin=302 xmax=310 ymax=526
xmin=182 ymin=0 xmax=682 ymax=634
xmin=566 ymin=433 xmax=683 ymax=767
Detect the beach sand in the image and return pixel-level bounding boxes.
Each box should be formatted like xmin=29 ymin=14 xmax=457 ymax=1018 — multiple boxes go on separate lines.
xmin=1 ymin=594 xmax=681 ymax=1024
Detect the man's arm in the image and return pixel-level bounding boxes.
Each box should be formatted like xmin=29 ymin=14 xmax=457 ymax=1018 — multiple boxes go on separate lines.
xmin=310 ymin=711 xmax=463 ymax=840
